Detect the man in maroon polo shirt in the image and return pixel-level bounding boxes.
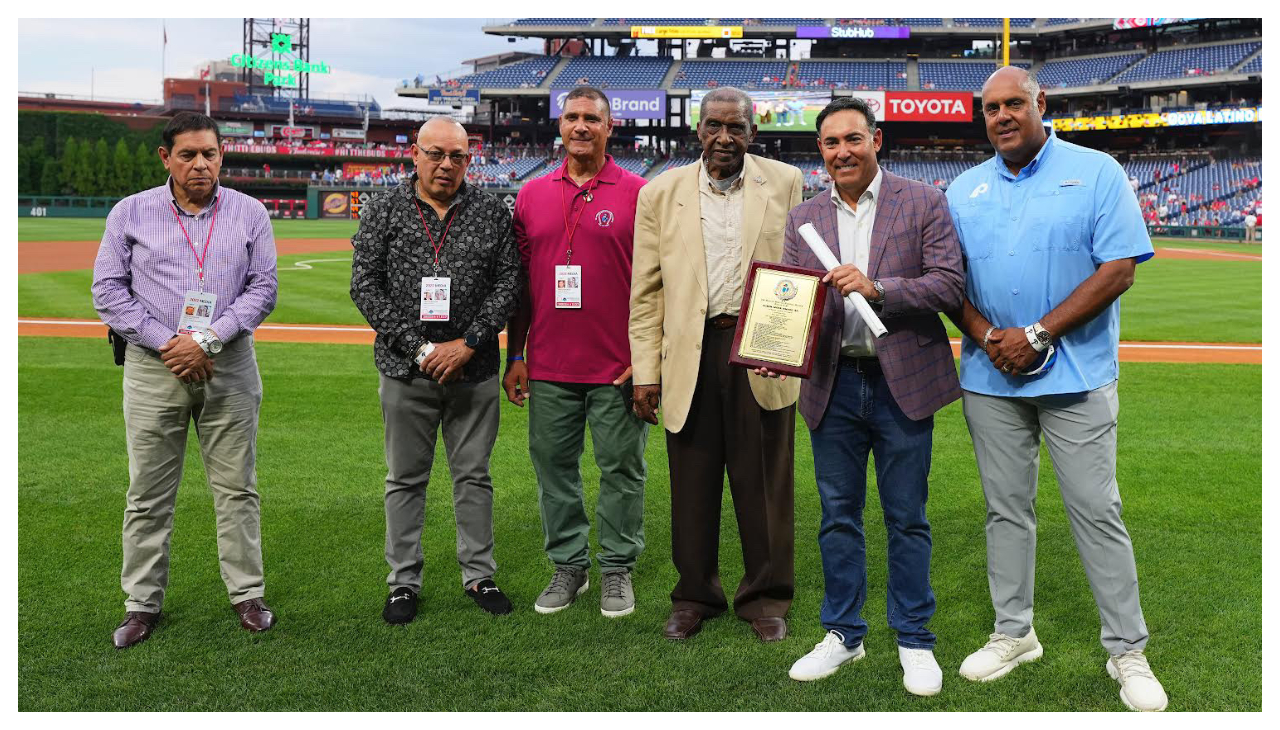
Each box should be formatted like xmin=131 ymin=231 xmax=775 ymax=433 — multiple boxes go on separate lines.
xmin=505 ymin=86 xmax=649 ymax=618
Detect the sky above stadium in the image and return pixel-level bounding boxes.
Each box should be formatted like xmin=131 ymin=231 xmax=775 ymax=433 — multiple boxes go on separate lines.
xmin=17 ymin=18 xmax=546 ymax=106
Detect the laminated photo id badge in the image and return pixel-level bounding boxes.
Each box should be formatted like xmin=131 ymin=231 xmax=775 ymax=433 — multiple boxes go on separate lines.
xmin=421 ymin=277 xmax=450 ymax=321
xmin=177 ymin=291 xmax=217 ymax=335
xmin=554 ymin=265 xmax=582 ymax=309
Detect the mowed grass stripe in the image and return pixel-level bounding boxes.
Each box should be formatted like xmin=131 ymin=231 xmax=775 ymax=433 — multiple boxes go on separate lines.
xmin=17 ymin=338 xmax=1260 ymax=710
xmin=19 ymin=217 xmax=361 ymax=242
xmin=19 ymin=252 xmax=1263 ymax=343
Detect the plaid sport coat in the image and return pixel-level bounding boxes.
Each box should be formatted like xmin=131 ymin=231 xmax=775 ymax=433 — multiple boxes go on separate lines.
xmin=781 ymin=171 xmax=964 ymax=428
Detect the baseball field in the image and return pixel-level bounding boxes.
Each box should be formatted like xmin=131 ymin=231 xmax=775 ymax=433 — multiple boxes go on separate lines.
xmin=16 ymin=217 xmax=1261 ymax=711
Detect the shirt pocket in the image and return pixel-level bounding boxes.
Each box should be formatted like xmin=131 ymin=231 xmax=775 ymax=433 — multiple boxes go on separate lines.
xmin=951 ymin=204 xmax=995 ymax=262
xmin=1026 ymin=188 xmax=1091 ymax=253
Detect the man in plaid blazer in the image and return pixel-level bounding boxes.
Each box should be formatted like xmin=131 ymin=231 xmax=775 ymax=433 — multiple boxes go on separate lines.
xmin=776 ymin=97 xmax=964 ymax=695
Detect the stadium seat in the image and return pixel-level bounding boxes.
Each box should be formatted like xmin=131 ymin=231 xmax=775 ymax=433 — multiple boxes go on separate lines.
xmin=1113 ymin=41 xmax=1261 ymax=83
xmin=556 ymin=57 xmax=673 ymax=88
xmin=1036 ymin=53 xmax=1143 ymax=87
xmin=918 ymin=61 xmax=1032 ymax=91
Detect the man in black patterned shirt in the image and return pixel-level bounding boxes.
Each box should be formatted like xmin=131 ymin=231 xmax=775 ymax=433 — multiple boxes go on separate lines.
xmin=351 ymin=116 xmax=521 ymax=622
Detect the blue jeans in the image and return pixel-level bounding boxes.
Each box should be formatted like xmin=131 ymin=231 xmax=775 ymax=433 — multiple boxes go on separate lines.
xmin=809 ymin=361 xmax=937 ymax=650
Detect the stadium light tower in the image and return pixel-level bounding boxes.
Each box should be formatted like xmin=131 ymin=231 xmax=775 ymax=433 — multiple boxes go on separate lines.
xmin=242 ymin=18 xmax=311 ymax=100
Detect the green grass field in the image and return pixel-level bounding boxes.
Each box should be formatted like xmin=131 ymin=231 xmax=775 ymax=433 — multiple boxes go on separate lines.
xmin=16 ymin=337 xmax=1262 ymax=711
xmin=18 ymin=217 xmax=360 ymax=242
xmin=19 ymin=249 xmax=1263 ymax=343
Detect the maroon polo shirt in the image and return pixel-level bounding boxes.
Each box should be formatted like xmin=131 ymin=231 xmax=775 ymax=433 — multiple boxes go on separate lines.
xmin=511 ymin=155 xmax=646 ymax=384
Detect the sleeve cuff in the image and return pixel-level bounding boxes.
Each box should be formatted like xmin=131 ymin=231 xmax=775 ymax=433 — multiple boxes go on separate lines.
xmin=397 ymin=329 xmax=427 ymax=359
xmin=139 ymin=319 xmax=176 ymax=351
xmin=210 ymin=315 xmax=242 ymax=344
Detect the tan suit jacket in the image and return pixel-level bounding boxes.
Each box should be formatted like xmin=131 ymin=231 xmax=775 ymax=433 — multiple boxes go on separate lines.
xmin=630 ymin=154 xmax=803 ymax=433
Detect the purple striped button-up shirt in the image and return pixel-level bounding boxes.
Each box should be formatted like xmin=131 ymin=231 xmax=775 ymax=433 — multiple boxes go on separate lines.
xmin=92 ymin=181 xmax=278 ymax=350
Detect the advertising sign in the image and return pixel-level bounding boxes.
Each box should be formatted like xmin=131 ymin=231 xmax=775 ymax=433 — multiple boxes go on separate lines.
xmin=428 ymin=88 xmax=481 ymax=103
xmin=690 ymin=89 xmax=831 ymax=131
xmin=267 ymin=124 xmax=315 ymax=139
xmin=631 ymin=25 xmax=741 ymax=39
xmin=218 ymin=120 xmax=255 ymax=137
xmin=320 ymin=192 xmax=349 ymax=219
xmin=882 ymin=92 xmax=972 ymax=122
xmin=550 ymin=88 xmax=667 ymax=120
xmin=223 ymin=144 xmax=408 ymax=158
xmin=1050 ymin=106 xmax=1262 ymax=132
xmin=350 ymin=190 xmax=372 ymax=219
xmin=846 ymin=91 xmax=886 ymax=121
xmin=342 ymin=163 xmax=396 ymax=178
xmin=332 ymin=128 xmax=366 ymax=139
xmin=1113 ymin=18 xmax=1200 ymax=29
xmin=797 ymin=26 xmax=910 ymax=39
xmin=229 ymin=32 xmax=332 ymax=88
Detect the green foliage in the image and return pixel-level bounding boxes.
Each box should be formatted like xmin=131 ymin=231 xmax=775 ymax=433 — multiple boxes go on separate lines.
xmin=58 ymin=138 xmax=80 ymax=196
xmin=39 ymin=158 xmax=61 ymax=196
xmin=111 ymin=139 xmax=135 ymax=196
xmin=18 ymin=110 xmax=164 ymax=156
xmin=92 ymin=139 xmax=111 ymax=198
xmin=136 ymin=141 xmax=161 ymax=189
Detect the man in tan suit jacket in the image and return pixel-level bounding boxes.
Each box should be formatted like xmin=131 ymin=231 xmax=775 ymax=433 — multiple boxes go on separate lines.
xmin=630 ymin=87 xmax=803 ymax=643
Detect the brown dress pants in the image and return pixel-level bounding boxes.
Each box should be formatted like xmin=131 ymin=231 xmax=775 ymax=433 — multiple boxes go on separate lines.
xmin=665 ymin=325 xmax=796 ymax=620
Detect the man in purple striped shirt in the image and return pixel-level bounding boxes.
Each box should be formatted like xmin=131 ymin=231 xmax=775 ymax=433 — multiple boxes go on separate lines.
xmin=91 ymin=112 xmax=279 ymax=649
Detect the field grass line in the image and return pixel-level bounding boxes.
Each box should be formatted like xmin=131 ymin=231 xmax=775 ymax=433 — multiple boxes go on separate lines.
xmin=1160 ymin=248 xmax=1262 ymax=260
xmin=279 ymin=258 xmax=352 ymax=271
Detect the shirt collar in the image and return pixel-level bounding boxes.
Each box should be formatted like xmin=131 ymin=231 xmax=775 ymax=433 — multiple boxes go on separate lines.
xmin=408 ymin=173 xmax=467 ymax=212
xmin=830 ymin=166 xmax=883 ymax=214
xmin=166 ymin=177 xmax=221 ymax=216
xmin=699 ymin=157 xmax=745 ymax=194
xmin=552 ymin=155 xmax=620 ymax=186
xmin=996 ymin=126 xmax=1056 ymax=180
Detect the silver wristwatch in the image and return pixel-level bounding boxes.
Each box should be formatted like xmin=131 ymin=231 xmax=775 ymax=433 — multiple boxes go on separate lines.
xmin=192 ymin=330 xmax=223 ymax=355
xmin=1024 ymin=322 xmax=1052 ymax=353
xmin=871 ymin=279 xmax=886 ymax=303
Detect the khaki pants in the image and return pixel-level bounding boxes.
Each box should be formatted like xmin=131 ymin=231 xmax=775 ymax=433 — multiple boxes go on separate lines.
xmin=120 ymin=337 xmax=265 ymax=613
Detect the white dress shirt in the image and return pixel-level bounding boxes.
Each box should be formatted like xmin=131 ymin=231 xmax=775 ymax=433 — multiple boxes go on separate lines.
xmin=831 ymin=167 xmax=883 ymax=357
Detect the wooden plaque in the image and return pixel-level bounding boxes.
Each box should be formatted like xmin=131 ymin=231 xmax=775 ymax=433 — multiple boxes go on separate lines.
xmin=728 ymin=260 xmax=828 ymax=379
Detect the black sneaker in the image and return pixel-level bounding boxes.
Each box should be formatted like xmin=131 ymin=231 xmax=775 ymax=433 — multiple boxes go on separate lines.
xmin=466 ymin=578 xmax=513 ymax=615
xmin=383 ymin=587 xmax=418 ymax=625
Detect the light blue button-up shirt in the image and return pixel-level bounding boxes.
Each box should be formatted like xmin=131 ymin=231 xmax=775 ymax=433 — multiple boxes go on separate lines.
xmin=946 ymin=129 xmax=1154 ymax=397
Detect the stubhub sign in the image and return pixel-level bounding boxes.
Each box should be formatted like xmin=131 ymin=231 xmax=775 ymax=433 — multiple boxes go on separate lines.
xmin=550 ymin=88 xmax=667 ymax=120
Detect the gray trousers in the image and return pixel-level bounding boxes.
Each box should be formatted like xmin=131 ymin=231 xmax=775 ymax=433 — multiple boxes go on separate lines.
xmin=962 ymin=381 xmax=1149 ymax=655
xmin=380 ymin=373 xmax=499 ymax=590
xmin=121 ymin=337 xmax=265 ymax=613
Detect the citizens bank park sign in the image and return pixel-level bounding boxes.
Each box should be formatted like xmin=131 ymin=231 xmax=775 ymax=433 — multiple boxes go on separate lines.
xmin=844 ymin=92 xmax=973 ymax=123
xmin=230 ymin=33 xmax=332 ymax=88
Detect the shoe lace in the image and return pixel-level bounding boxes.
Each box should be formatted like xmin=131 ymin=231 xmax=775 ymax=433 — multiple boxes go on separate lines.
xmin=1113 ymin=651 xmax=1156 ymax=681
xmin=602 ymin=571 xmax=629 ymax=599
xmin=810 ymin=631 xmax=847 ymax=657
xmin=903 ymin=649 xmax=934 ymax=668
xmin=982 ymin=632 xmax=1021 ymax=658
xmin=546 ymin=567 xmax=580 ymax=594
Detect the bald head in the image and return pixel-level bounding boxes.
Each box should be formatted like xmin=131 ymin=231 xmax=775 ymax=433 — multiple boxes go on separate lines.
xmin=418 ymin=116 xmax=468 ymax=146
xmin=982 ymin=65 xmax=1040 ymax=103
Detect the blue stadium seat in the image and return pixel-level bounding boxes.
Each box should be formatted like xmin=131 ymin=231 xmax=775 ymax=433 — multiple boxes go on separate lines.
xmin=795 ymin=61 xmax=908 ymax=90
xmin=511 ymin=18 xmax=594 ymax=26
xmin=1036 ymin=53 xmax=1143 ymax=87
xmin=918 ymin=61 xmax=1031 ymax=91
xmin=671 ymin=61 xmax=789 ymax=89
xmin=446 ymin=56 xmax=559 ymax=88
xmin=1113 ymin=41 xmax=1261 ymax=83
xmin=953 ymin=18 xmax=1033 ymax=27
xmin=556 ymin=57 xmax=673 ymax=88
xmin=1240 ymin=53 xmax=1262 ymax=74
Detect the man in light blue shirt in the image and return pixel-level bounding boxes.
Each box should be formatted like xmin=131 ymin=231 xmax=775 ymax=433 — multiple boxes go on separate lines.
xmin=944 ymin=67 xmax=1167 ymax=712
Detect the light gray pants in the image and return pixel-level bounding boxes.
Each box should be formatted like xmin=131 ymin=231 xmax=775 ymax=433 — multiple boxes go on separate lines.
xmin=120 ymin=337 xmax=265 ymax=613
xmin=962 ymin=381 xmax=1149 ymax=655
xmin=380 ymin=373 xmax=499 ymax=591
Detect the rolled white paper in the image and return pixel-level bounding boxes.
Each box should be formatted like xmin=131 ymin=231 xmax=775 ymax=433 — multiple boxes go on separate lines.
xmin=796 ymin=223 xmax=888 ymax=338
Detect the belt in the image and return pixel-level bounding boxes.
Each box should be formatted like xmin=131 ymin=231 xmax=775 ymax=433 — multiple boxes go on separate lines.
xmin=839 ymin=356 xmax=881 ymax=373
xmin=707 ymin=314 xmax=738 ymax=330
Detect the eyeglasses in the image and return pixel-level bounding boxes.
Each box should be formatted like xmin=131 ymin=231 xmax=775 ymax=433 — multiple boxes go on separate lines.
xmin=414 ymin=145 xmax=469 ymax=165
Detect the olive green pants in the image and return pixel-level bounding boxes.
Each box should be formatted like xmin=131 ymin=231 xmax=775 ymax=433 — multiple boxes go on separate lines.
xmin=528 ymin=380 xmax=648 ymax=571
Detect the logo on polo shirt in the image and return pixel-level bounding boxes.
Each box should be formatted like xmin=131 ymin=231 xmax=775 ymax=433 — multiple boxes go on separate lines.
xmin=595 ymin=210 xmax=614 ymax=228
xmin=970 ymin=182 xmax=990 ymax=198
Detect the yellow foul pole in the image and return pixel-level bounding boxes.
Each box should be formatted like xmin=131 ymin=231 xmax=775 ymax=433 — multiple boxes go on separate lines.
xmin=1003 ymin=18 xmax=1011 ymax=66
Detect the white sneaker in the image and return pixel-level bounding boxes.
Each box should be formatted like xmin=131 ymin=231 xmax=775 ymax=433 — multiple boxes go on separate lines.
xmin=1106 ymin=650 xmax=1168 ymax=712
xmin=788 ymin=631 xmax=865 ymax=681
xmin=958 ymin=627 xmax=1044 ymax=681
xmin=899 ymin=646 xmax=943 ymax=696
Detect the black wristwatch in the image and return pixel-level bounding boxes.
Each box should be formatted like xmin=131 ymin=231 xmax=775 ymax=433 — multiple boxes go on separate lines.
xmin=463 ymin=331 xmax=481 ymax=349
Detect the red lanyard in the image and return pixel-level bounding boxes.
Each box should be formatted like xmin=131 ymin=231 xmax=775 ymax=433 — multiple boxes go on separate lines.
xmin=170 ymin=195 xmax=220 ymax=290
xmin=413 ymin=197 xmax=458 ymax=270
xmin=559 ymin=173 xmax=601 ymax=265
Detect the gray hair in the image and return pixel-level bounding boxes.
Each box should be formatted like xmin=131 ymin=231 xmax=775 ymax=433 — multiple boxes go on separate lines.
xmin=699 ymin=87 xmax=753 ymax=120
xmin=1019 ymin=72 xmax=1041 ymax=103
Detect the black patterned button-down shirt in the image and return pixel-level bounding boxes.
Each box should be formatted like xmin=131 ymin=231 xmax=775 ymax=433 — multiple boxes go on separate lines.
xmin=350 ymin=176 xmax=520 ymax=382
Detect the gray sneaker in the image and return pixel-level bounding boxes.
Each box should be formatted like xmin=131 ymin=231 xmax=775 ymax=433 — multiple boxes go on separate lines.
xmin=534 ymin=566 xmax=589 ymax=614
xmin=600 ymin=569 xmax=635 ymax=617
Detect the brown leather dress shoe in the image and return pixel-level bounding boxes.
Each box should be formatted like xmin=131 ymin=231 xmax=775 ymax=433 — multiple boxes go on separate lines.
xmin=664 ymin=609 xmax=704 ymax=640
xmin=232 ymin=598 xmax=276 ymax=632
xmin=750 ymin=616 xmax=788 ymax=643
xmin=113 ymin=611 xmax=161 ymax=649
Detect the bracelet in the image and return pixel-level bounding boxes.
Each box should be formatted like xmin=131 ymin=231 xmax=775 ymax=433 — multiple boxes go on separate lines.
xmin=507 ymin=355 xmax=524 ymax=362
xmin=981 ymin=325 xmax=996 ymax=352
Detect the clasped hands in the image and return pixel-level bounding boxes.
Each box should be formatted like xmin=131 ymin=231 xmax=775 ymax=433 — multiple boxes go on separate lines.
xmin=419 ymin=338 xmax=474 ymax=383
xmin=985 ymin=326 xmax=1040 ymax=376
xmin=159 ymin=334 xmax=212 ymax=384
